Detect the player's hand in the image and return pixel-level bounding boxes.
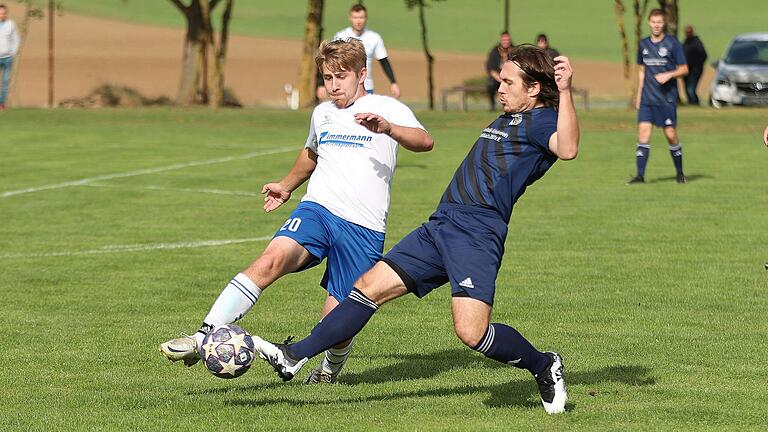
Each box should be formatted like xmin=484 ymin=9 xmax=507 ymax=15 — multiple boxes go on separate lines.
xmin=654 ymin=72 xmax=671 ymax=85
xmin=763 ymin=125 xmax=768 ymax=147
xmin=553 ymin=56 xmax=573 ymax=92
xmin=635 ymin=96 xmax=641 ymax=110
xmin=261 ymin=182 xmax=291 ymax=212
xmin=354 ymin=112 xmax=392 ymax=135
xmin=390 ymin=83 xmax=401 ymax=99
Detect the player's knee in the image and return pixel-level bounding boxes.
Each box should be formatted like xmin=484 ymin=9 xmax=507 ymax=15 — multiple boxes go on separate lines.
xmin=454 ymin=322 xmax=485 ymax=348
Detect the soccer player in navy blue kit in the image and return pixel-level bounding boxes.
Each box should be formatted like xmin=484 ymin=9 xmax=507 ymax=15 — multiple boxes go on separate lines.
xmin=255 ymin=45 xmax=579 ymax=415
xmin=629 ymin=8 xmax=689 ymax=184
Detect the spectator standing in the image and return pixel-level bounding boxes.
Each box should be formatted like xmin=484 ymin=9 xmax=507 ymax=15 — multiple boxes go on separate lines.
xmin=0 ymin=4 xmax=20 ymax=111
xmin=485 ymin=31 xmax=513 ymax=111
xmin=317 ymin=4 xmax=400 ymax=100
xmin=682 ymin=25 xmax=707 ymax=105
xmin=536 ymin=34 xmax=560 ymax=61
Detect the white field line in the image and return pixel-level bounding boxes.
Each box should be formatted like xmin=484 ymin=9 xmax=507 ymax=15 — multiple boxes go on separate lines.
xmin=2 ymin=147 xmax=295 ymax=198
xmin=84 ymin=183 xmax=262 ymax=197
xmin=0 ymin=236 xmax=273 ymax=259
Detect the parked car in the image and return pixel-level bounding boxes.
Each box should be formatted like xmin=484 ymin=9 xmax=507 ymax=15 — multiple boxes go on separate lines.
xmin=710 ymin=33 xmax=768 ymax=108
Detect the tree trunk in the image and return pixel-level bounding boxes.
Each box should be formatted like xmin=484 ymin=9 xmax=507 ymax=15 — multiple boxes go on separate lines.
xmin=213 ymin=0 xmax=234 ymax=107
xmin=171 ymin=0 xmax=228 ymax=107
xmin=298 ymin=0 xmax=324 ymax=108
xmin=658 ymin=0 xmax=678 ymax=37
xmin=417 ymin=1 xmax=434 ymax=110
xmin=614 ymin=0 xmax=633 ymax=106
xmin=174 ymin=1 xmax=204 ymax=106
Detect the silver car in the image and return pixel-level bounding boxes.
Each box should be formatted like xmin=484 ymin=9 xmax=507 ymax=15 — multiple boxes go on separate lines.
xmin=710 ymin=33 xmax=768 ymax=107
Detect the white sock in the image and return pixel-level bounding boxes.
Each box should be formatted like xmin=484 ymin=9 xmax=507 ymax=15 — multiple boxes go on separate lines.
xmin=321 ymin=339 xmax=354 ymax=375
xmin=195 ymin=273 xmax=261 ymax=347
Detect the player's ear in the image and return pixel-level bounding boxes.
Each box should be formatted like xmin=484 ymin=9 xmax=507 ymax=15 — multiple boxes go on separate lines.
xmin=527 ymin=81 xmax=541 ymax=98
xmin=358 ymin=67 xmax=367 ymax=86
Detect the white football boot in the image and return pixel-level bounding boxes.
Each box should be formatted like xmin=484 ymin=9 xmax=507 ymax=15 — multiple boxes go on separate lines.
xmin=252 ymin=336 xmax=308 ymax=382
xmin=159 ymin=335 xmax=201 ymax=367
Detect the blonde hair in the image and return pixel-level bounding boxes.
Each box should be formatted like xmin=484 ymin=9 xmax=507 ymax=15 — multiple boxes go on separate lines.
xmin=315 ymin=39 xmax=367 ymax=75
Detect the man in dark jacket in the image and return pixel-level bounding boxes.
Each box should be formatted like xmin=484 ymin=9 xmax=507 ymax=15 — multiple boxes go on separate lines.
xmin=682 ymin=25 xmax=707 ymax=105
xmin=485 ymin=31 xmax=513 ymax=111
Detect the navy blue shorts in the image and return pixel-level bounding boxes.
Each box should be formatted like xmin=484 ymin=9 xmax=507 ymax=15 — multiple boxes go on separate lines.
xmin=274 ymin=201 xmax=384 ymax=302
xmin=638 ymin=103 xmax=677 ymax=128
xmin=382 ymin=204 xmax=508 ymax=305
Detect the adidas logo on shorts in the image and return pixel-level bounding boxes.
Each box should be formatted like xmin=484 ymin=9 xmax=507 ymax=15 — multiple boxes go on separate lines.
xmin=459 ymin=278 xmax=475 ymax=289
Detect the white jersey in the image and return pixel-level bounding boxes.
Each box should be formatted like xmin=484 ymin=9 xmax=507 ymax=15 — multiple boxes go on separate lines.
xmin=303 ymin=94 xmax=425 ymax=233
xmin=333 ymin=27 xmax=388 ymax=92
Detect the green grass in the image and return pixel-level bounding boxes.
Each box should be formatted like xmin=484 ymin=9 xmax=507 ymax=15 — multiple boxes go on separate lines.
xmin=33 ymin=0 xmax=766 ymax=62
xmin=1 ymin=106 xmax=767 ymax=430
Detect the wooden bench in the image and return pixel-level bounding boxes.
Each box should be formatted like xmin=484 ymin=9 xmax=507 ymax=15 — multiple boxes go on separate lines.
xmin=440 ymin=85 xmax=486 ymax=111
xmin=440 ymin=84 xmax=590 ymax=111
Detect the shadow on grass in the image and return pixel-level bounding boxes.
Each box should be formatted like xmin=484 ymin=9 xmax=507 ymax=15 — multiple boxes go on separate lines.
xmin=224 ymin=348 xmax=655 ymax=412
xmin=649 ymin=173 xmax=711 ymax=183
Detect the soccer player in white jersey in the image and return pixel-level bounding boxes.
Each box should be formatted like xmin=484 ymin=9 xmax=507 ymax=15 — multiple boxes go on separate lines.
xmin=317 ymin=4 xmax=400 ymax=100
xmin=160 ymin=38 xmax=433 ymax=383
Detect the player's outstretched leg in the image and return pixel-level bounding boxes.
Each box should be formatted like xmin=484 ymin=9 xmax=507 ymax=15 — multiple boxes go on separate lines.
xmin=159 ymin=273 xmax=262 ymax=366
xmin=253 ymin=283 xmax=388 ymax=381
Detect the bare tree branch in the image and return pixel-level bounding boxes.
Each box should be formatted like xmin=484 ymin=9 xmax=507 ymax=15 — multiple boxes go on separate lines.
xmin=210 ymin=0 xmax=223 ymax=10
xmin=168 ymin=0 xmax=189 ymax=13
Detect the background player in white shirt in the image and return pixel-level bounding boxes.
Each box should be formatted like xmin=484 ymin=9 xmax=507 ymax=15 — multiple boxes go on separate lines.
xmin=317 ymin=4 xmax=400 ymax=100
xmin=160 ymin=39 xmax=432 ymax=383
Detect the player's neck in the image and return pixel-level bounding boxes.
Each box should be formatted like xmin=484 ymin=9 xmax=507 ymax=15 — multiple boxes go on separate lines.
xmin=352 ymin=27 xmax=365 ymax=37
xmin=342 ymin=87 xmax=368 ymax=108
xmin=650 ymin=33 xmax=665 ymax=43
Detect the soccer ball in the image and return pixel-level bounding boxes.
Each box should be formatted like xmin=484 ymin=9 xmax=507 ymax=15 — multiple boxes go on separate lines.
xmin=198 ymin=324 xmax=256 ymax=379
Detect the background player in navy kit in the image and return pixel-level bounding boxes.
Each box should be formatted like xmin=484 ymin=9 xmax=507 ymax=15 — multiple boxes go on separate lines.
xmin=255 ymin=45 xmax=580 ymax=415
xmin=629 ymin=8 xmax=688 ymax=184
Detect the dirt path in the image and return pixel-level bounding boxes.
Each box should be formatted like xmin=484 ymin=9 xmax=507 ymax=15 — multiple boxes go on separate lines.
xmin=5 ymin=2 xmax=713 ymax=108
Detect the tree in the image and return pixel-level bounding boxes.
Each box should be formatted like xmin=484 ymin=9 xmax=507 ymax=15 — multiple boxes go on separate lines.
xmin=168 ymin=0 xmax=234 ymax=107
xmin=657 ymin=0 xmax=678 ymax=37
xmin=613 ymin=0 xmax=651 ymax=106
xmin=298 ymin=0 xmax=324 ymax=108
xmin=613 ymin=0 xmax=632 ymax=103
xmin=405 ymin=0 xmax=442 ymax=110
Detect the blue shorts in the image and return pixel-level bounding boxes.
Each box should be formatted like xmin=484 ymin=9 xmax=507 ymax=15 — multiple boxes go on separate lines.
xmin=382 ymin=204 xmax=508 ymax=306
xmin=274 ymin=201 xmax=384 ymax=302
xmin=638 ymin=103 xmax=677 ymax=128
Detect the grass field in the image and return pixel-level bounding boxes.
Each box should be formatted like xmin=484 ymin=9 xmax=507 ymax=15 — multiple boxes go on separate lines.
xmin=1 ymin=107 xmax=767 ymax=430
xmin=36 ymin=0 xmax=767 ymax=62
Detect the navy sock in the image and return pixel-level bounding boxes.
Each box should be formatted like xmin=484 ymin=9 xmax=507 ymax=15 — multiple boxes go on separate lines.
xmin=669 ymin=143 xmax=683 ymax=174
xmin=472 ymin=323 xmax=549 ymax=375
xmin=636 ymin=144 xmax=650 ymax=177
xmin=289 ymin=288 xmax=378 ymax=360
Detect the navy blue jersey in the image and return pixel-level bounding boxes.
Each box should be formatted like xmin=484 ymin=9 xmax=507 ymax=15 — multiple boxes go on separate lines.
xmin=439 ymin=107 xmax=558 ymax=223
xmin=637 ymin=35 xmax=687 ymax=106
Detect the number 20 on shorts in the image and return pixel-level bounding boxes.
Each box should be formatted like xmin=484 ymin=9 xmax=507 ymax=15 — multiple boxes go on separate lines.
xmin=280 ymin=218 xmax=302 ymax=232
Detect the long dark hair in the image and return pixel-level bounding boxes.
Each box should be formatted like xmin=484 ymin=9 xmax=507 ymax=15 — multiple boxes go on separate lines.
xmin=508 ymin=44 xmax=559 ymax=108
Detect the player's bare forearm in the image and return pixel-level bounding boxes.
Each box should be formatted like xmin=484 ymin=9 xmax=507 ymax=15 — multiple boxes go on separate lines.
xmin=549 ymin=56 xmax=579 ymax=160
xmin=552 ymin=90 xmax=579 ymax=160
xmin=279 ymin=149 xmax=318 ymax=192
xmin=388 ymin=125 xmax=434 ymax=152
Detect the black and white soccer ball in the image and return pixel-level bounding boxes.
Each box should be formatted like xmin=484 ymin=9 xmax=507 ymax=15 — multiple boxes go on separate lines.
xmin=198 ymin=324 xmax=256 ymax=379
